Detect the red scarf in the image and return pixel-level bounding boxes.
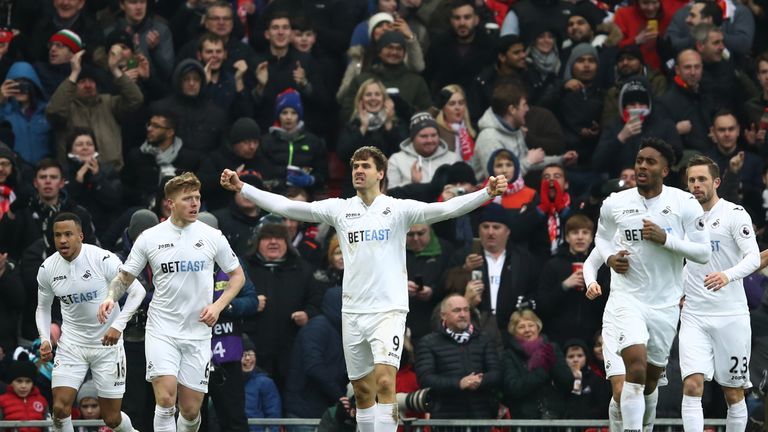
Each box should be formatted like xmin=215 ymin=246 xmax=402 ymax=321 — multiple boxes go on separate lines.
xmin=452 ymin=123 xmax=475 ymax=161
xmin=0 ymin=185 xmax=15 ymax=221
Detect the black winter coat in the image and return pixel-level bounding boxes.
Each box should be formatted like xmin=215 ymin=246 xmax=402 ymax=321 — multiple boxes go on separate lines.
xmin=415 ymin=327 xmax=501 ymax=419
xmin=655 ymin=83 xmax=714 ymax=153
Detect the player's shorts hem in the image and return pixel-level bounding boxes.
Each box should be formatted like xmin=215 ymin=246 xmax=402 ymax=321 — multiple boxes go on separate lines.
xmin=681 ymin=370 xmax=711 ymax=381
xmin=178 ymin=380 xmax=208 ymax=393
xmin=145 ymin=370 xmax=181 ymax=382
xmin=348 ymin=367 xmax=375 ymax=381
xmin=713 ymin=380 xmax=752 ymax=390
xmin=97 ymin=391 xmax=124 ymax=399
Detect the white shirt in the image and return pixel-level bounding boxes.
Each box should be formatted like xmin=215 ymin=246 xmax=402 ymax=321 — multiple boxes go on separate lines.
xmin=241 ymin=184 xmax=492 ymax=313
xmin=484 ymin=250 xmax=505 ymax=314
xmin=37 ymin=244 xmax=133 ymax=347
xmin=595 ymin=186 xmax=710 ymax=308
xmin=122 ymin=219 xmax=240 ymax=340
xmin=683 ymin=198 xmax=760 ymax=316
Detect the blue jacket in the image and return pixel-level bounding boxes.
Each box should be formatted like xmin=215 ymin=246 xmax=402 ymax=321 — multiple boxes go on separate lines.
xmin=0 ymin=62 xmax=52 ymax=164
xmin=244 ymin=368 xmax=282 ymax=432
xmin=283 ymin=287 xmax=347 ymax=418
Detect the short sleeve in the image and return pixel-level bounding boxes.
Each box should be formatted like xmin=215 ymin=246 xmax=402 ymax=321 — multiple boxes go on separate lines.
xmin=121 ymin=233 xmax=149 ymax=277
xmin=214 ymin=233 xmax=241 ymax=274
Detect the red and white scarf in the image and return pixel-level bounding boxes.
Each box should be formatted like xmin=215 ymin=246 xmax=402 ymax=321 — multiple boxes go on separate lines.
xmin=451 ymin=122 xmax=475 ymax=161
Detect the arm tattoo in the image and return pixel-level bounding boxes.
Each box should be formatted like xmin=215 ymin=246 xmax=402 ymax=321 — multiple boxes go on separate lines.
xmin=107 ymin=270 xmax=132 ymax=301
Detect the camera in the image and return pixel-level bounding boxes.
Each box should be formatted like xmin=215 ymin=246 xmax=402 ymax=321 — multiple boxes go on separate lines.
xmin=16 ymin=80 xmax=33 ymax=95
xmin=396 ymin=388 xmax=431 ymax=414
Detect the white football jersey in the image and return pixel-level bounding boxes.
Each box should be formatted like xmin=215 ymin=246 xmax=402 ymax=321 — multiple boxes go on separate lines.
xmin=37 ymin=244 xmax=123 ymax=347
xmin=122 ymin=219 xmax=240 ymax=340
xmin=596 ymin=186 xmax=709 ymax=308
xmin=683 ymin=198 xmax=760 ymax=316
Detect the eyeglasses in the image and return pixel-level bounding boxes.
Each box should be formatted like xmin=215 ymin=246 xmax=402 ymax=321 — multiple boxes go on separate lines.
xmin=146 ymin=122 xmax=170 ymax=130
xmin=207 ymin=15 xmax=233 ymax=21
xmin=0 ymin=160 xmax=11 ymax=168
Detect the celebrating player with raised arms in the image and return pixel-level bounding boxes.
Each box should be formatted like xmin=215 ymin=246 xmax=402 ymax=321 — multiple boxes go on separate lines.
xmin=221 ymin=146 xmax=506 ymax=432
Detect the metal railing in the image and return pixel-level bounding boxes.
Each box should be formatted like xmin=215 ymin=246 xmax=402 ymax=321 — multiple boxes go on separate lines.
xmin=0 ymin=418 xmax=732 ymax=432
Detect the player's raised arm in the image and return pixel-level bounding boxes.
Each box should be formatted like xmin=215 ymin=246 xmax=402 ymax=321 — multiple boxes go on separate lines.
xmin=220 ymin=169 xmax=319 ymax=223
xmin=417 ymin=175 xmax=506 ymax=225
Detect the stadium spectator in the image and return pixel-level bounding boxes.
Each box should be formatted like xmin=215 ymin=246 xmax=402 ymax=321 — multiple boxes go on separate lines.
xmin=106 ymin=0 xmax=175 ymax=80
xmin=387 ymin=112 xmax=460 ymax=188
xmin=243 ymin=220 xmax=321 ymax=390
xmin=284 ymin=287 xmax=348 ymax=420
xmin=63 ymin=127 xmax=122 ymax=235
xmin=122 ymin=111 xmax=202 ymax=208
xmin=260 ymin=89 xmax=328 ymax=194
xmin=415 ymin=294 xmax=501 ymax=420
xmin=149 ymin=59 xmax=228 ymax=153
xmin=242 ymin=335 xmax=282 ymax=432
xmin=0 ymin=62 xmax=54 ymax=165
xmin=46 ymin=47 xmax=144 ymax=171
xmin=337 ymin=78 xmax=407 ymax=197
xmin=501 ymin=308 xmax=573 ymax=419
xmin=198 ymin=117 xmax=266 ymax=211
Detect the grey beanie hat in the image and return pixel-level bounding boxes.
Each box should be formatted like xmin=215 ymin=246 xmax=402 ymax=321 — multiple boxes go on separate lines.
xmin=197 ymin=211 xmax=219 ymax=229
xmin=128 ymin=209 xmax=159 ymax=242
xmin=564 ymin=43 xmax=599 ymax=82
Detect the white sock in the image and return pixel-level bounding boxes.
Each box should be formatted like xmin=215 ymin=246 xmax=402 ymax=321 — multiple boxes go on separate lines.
xmin=112 ymin=412 xmax=135 ymax=432
xmin=681 ymin=395 xmax=703 ymax=432
xmin=356 ymin=405 xmax=376 ymax=432
xmin=642 ymin=388 xmax=658 ymax=432
xmin=609 ymin=398 xmax=623 ymax=432
xmin=52 ymin=415 xmax=74 ymax=432
xmin=154 ymin=405 xmax=176 ymax=432
xmin=374 ymin=402 xmax=398 ymax=432
xmin=726 ymin=399 xmax=748 ymax=432
xmin=177 ymin=412 xmax=201 ymax=432
xmin=621 ymin=382 xmax=645 ymax=432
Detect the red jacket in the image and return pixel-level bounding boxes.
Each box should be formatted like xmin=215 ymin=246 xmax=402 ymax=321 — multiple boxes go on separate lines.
xmin=614 ymin=0 xmax=677 ymax=70
xmin=0 ymin=386 xmax=49 ymax=432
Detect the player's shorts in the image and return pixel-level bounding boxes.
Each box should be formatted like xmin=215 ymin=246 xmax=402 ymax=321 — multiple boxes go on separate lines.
xmin=52 ymin=340 xmax=126 ymax=398
xmin=342 ymin=310 xmax=407 ymax=380
xmin=679 ymin=312 xmax=752 ymax=389
xmin=602 ymin=307 xmax=625 ymax=379
xmin=145 ymin=331 xmax=211 ymax=393
xmin=608 ymin=298 xmax=679 ymax=368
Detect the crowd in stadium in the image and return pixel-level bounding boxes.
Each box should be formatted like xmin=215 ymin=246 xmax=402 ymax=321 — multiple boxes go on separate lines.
xmin=1 ymin=0 xmax=768 ymax=430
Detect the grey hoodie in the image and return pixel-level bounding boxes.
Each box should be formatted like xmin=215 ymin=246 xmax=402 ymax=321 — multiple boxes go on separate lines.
xmin=387 ymin=136 xmax=460 ymax=188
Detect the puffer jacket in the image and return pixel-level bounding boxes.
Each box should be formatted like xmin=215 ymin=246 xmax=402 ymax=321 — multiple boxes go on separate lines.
xmin=0 ymin=385 xmax=48 ymax=432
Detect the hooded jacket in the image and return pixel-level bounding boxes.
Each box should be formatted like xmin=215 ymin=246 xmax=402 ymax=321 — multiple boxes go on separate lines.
xmin=484 ymin=149 xmax=536 ymax=210
xmin=149 ymin=59 xmax=227 ymax=153
xmin=472 ymin=108 xmax=564 ymax=179
xmin=0 ymin=384 xmax=48 ymax=431
xmin=387 ymin=136 xmax=461 ymax=188
xmin=284 ymin=287 xmax=347 ymax=418
xmin=46 ymin=65 xmax=144 ymax=171
xmin=0 ymin=63 xmax=53 ymax=165
xmin=592 ymin=75 xmax=681 ymax=176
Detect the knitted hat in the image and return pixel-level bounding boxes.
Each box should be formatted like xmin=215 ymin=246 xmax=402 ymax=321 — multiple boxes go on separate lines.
xmin=197 ymin=211 xmax=218 ymax=229
xmin=409 ymin=112 xmax=438 ymax=139
xmin=368 ymin=12 xmax=394 ymax=38
xmin=242 ymin=334 xmax=256 ymax=352
xmin=478 ymin=203 xmax=511 ymax=228
xmin=49 ymin=29 xmax=83 ymax=54
xmin=619 ymin=77 xmax=650 ymax=108
xmin=229 ymin=118 xmax=262 ymax=145
xmin=128 ymin=209 xmax=159 ymax=242
xmin=616 ymin=45 xmax=644 ymax=65
xmin=0 ymin=143 xmax=15 ymax=163
xmin=9 ymin=360 xmax=37 ymax=382
xmin=77 ymin=380 xmax=98 ymax=405
xmin=274 ymin=89 xmax=304 ymax=121
xmin=0 ymin=28 xmax=14 ymax=44
xmin=564 ymin=42 xmax=599 ymax=81
xmin=445 ymin=162 xmax=476 ymax=185
xmin=377 ymin=31 xmax=406 ymax=52
xmin=569 ymin=3 xmax=604 ymax=32
xmin=105 ymin=29 xmax=133 ymax=49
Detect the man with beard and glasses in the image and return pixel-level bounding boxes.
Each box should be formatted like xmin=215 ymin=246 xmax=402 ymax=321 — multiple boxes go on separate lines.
xmin=679 ymin=155 xmax=759 ymax=432
xmin=594 ymin=138 xmax=710 ymax=432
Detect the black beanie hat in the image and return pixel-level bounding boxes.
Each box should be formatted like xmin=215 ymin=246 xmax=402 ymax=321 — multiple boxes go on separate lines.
xmin=9 ymin=360 xmax=37 ymax=382
xmin=229 ymin=118 xmax=262 ymax=145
